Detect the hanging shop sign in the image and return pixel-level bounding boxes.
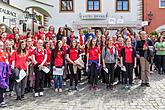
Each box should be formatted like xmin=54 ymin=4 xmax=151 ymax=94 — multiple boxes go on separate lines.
xmin=79 ymin=13 xmax=108 ymax=20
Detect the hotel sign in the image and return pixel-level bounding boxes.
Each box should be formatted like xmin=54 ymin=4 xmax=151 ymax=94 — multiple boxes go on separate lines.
xmin=0 ymin=8 xmax=16 ymax=17
xmin=79 ymin=13 xmax=108 ymax=20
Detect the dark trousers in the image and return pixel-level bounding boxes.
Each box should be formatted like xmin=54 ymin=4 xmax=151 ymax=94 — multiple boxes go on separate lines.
xmin=105 ymin=63 xmax=115 ymax=85
xmin=34 ymin=69 xmax=45 ymax=93
xmin=44 ymin=73 xmax=51 ymax=87
xmin=135 ymin=58 xmax=141 ymax=79
xmin=69 ymin=64 xmax=78 ymax=87
xmin=9 ymin=75 xmax=15 ymax=92
xmin=77 ymin=68 xmax=81 ymax=81
xmin=124 ymin=63 xmax=133 ymax=85
xmin=157 ymin=55 xmax=165 ymax=73
xmin=0 ymin=87 xmax=5 ymax=103
xmin=89 ymin=63 xmax=98 ymax=85
xmin=15 ymin=77 xmax=26 ymax=97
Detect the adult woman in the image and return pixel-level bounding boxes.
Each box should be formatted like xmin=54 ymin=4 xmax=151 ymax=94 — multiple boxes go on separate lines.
xmin=7 ymin=27 xmax=23 ymax=40
xmin=121 ymin=37 xmax=136 ymax=89
xmin=66 ymin=40 xmax=80 ymax=91
xmin=11 ymin=40 xmax=28 ymax=100
xmin=87 ymin=38 xmax=101 ymax=91
xmin=35 ymin=26 xmax=45 ymax=41
xmin=56 ymin=27 xmax=64 ymax=41
xmin=155 ymin=36 xmax=165 ymax=74
xmin=44 ymin=41 xmax=51 ymax=88
xmin=50 ymin=40 xmax=65 ymax=92
xmin=32 ymin=39 xmax=47 ymax=97
xmin=45 ymin=26 xmax=56 ymax=40
xmin=4 ymin=40 xmax=15 ymax=96
xmin=102 ymin=38 xmax=118 ymax=90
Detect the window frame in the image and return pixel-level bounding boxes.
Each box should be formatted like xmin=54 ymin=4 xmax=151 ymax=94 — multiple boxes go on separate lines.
xmin=159 ymin=0 xmax=165 ymax=8
xmin=60 ymin=0 xmax=74 ymax=12
xmin=86 ymin=0 xmax=101 ymax=12
xmin=115 ymin=0 xmax=130 ymax=12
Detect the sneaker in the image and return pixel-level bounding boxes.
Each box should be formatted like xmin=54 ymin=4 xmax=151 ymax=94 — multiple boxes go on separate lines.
xmin=16 ymin=96 xmax=21 ymax=100
xmin=109 ymin=85 xmax=113 ymax=90
xmin=39 ymin=92 xmax=43 ymax=96
xmin=74 ymin=86 xmax=79 ymax=91
xmin=63 ymin=81 xmax=66 ymax=86
xmin=68 ymin=87 xmax=73 ymax=92
xmin=9 ymin=91 xmax=14 ymax=97
xmin=0 ymin=102 xmax=7 ymax=107
xmin=21 ymin=95 xmax=24 ymax=98
xmin=34 ymin=93 xmax=39 ymax=97
xmin=59 ymin=88 xmax=63 ymax=93
xmin=55 ymin=88 xmax=58 ymax=92
xmin=93 ymin=85 xmax=99 ymax=91
xmin=145 ymin=83 xmax=150 ymax=87
xmin=89 ymin=85 xmax=93 ymax=91
xmin=141 ymin=83 xmax=145 ymax=87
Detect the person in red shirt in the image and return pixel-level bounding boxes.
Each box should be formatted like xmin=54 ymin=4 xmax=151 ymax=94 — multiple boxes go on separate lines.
xmin=66 ymin=40 xmax=81 ymax=91
xmin=62 ymin=36 xmax=70 ymax=85
xmin=69 ymin=30 xmax=75 ymax=41
xmin=121 ymin=38 xmax=136 ymax=89
xmin=34 ymin=26 xmax=45 ymax=41
xmin=0 ymin=41 xmax=8 ymax=63
xmin=87 ymin=38 xmax=101 ymax=91
xmin=44 ymin=41 xmax=51 ymax=88
xmin=0 ymin=25 xmax=10 ymax=41
xmin=4 ymin=40 xmax=15 ymax=96
xmin=11 ymin=40 xmax=28 ymax=100
xmin=7 ymin=27 xmax=23 ymax=40
xmin=50 ymin=40 xmax=65 ymax=92
xmin=31 ymin=39 xmax=47 ymax=97
xmin=0 ymin=32 xmax=8 ymax=43
xmin=45 ymin=26 xmax=56 ymax=41
xmin=114 ymin=37 xmax=124 ymax=84
xmin=25 ymin=38 xmax=35 ymax=93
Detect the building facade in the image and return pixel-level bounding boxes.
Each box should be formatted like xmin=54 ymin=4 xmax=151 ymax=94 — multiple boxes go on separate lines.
xmin=144 ymin=0 xmax=165 ymax=33
xmin=52 ymin=0 xmax=143 ymax=35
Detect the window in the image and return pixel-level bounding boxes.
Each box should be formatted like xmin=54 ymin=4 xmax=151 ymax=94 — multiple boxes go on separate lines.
xmin=0 ymin=0 xmax=9 ymax=4
xmin=87 ymin=0 xmax=101 ymax=11
xmin=60 ymin=0 xmax=73 ymax=11
xmin=160 ymin=0 xmax=165 ymax=8
xmin=116 ymin=0 xmax=129 ymax=11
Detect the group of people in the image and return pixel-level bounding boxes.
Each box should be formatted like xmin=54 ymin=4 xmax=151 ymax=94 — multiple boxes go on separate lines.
xmin=0 ymin=24 xmax=165 ymax=107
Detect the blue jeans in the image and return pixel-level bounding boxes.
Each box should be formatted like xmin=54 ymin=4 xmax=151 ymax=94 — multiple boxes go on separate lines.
xmin=54 ymin=75 xmax=63 ymax=89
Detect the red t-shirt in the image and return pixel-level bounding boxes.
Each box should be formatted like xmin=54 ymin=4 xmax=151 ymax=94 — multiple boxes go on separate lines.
xmin=46 ymin=48 xmax=51 ymax=65
xmin=62 ymin=45 xmax=69 ymax=55
xmin=6 ymin=52 xmax=13 ymax=65
xmin=54 ymin=50 xmax=64 ymax=67
xmin=7 ymin=34 xmax=23 ymax=40
xmin=32 ymin=49 xmax=47 ymax=65
xmin=67 ymin=48 xmax=79 ymax=63
xmin=88 ymin=46 xmax=100 ymax=61
xmin=0 ymin=51 xmax=8 ymax=62
xmin=45 ymin=32 xmax=56 ymax=40
xmin=35 ymin=32 xmax=45 ymax=40
xmin=108 ymin=47 xmax=114 ymax=55
xmin=12 ymin=51 xmax=28 ymax=70
xmin=125 ymin=46 xmax=133 ymax=63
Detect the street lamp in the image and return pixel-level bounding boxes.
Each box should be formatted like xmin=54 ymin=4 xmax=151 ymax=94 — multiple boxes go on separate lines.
xmin=147 ymin=11 xmax=153 ymax=25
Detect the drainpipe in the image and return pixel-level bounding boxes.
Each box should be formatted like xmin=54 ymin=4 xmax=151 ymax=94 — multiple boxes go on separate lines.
xmin=142 ymin=0 xmax=144 ymax=31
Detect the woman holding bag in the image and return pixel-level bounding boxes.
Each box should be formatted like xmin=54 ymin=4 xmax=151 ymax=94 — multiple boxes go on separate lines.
xmin=50 ymin=40 xmax=65 ymax=92
xmin=11 ymin=40 xmax=28 ymax=100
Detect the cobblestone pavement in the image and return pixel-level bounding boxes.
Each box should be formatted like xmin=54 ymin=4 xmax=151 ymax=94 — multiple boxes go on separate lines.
xmin=2 ymin=72 xmax=165 ymax=110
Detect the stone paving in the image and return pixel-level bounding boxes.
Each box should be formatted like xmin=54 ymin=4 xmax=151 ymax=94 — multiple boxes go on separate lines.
xmin=2 ymin=72 xmax=165 ymax=110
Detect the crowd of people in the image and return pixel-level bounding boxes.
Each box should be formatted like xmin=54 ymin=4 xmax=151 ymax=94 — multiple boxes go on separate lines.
xmin=0 ymin=24 xmax=165 ymax=107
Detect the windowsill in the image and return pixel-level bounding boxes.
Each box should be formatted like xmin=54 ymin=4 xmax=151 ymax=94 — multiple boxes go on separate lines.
xmin=59 ymin=10 xmax=75 ymax=13
xmin=159 ymin=6 xmax=165 ymax=8
xmin=115 ymin=10 xmax=130 ymax=13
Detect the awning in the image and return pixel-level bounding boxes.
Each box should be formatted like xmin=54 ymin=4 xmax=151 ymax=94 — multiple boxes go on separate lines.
xmin=156 ymin=25 xmax=165 ymax=33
